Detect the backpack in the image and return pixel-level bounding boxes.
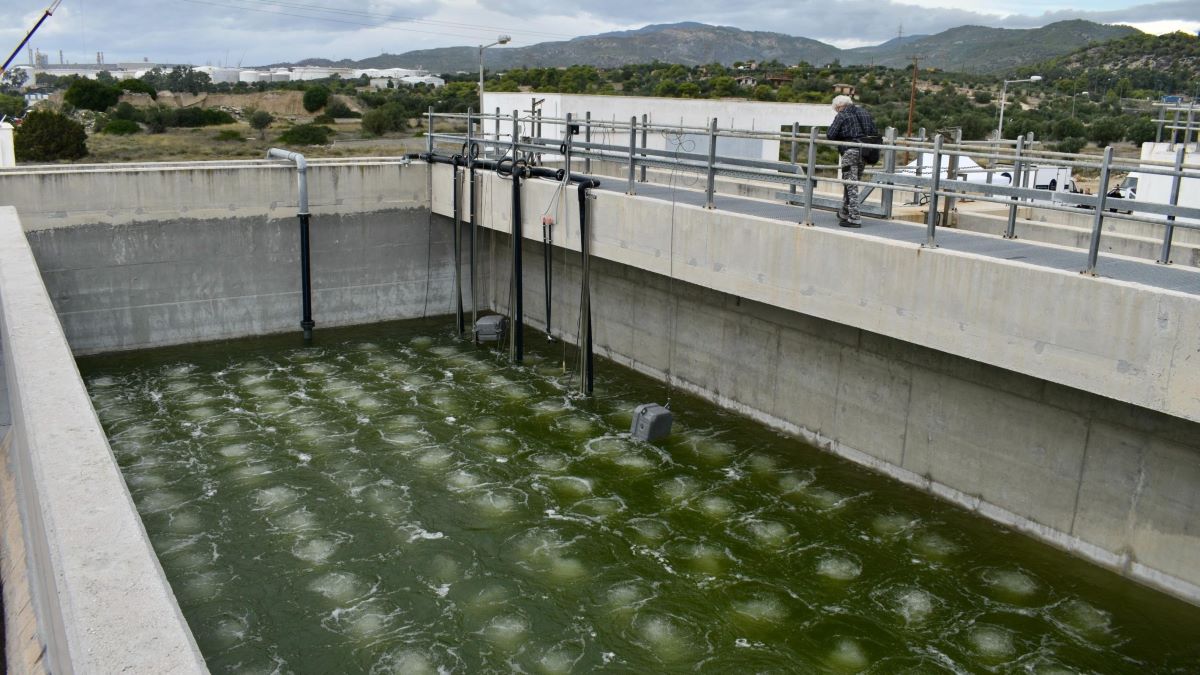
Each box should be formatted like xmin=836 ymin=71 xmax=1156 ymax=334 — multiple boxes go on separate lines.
xmin=859 ymin=135 xmax=882 ymax=165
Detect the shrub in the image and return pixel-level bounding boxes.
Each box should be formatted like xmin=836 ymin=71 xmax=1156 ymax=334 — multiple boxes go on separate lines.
xmin=314 ymin=113 xmax=335 ymax=124
xmin=973 ymin=90 xmax=992 ymax=104
xmin=0 ymin=93 xmax=24 ymax=119
xmin=361 ymin=102 xmax=407 ymax=136
xmin=1056 ymin=136 xmax=1086 ymax=154
xmin=172 ymin=107 xmax=235 ymax=127
xmin=278 ymin=123 xmax=332 ymax=145
xmin=248 ymin=109 xmax=274 ymax=139
xmin=14 ymin=110 xmax=88 ymax=161
xmin=215 ymin=129 xmax=244 ymax=141
xmin=325 ymin=99 xmax=359 ymax=118
xmin=118 ymin=78 xmax=158 ymax=100
xmin=101 ymin=118 xmax=140 ymax=135
xmin=302 ymin=86 xmax=330 ymax=113
xmin=64 ymin=77 xmax=121 ymax=112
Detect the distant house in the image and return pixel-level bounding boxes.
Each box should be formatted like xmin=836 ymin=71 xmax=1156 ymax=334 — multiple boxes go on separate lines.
xmin=764 ymin=74 xmax=793 ymax=86
xmin=833 ymin=83 xmax=856 ymax=96
xmin=736 ymin=75 xmax=758 ymax=88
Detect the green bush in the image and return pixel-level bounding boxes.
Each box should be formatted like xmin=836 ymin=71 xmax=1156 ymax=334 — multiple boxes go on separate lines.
xmin=1056 ymin=136 xmax=1086 ymax=154
xmin=248 ymin=109 xmax=274 ymax=139
xmin=14 ymin=110 xmax=88 ymax=161
xmin=64 ymin=77 xmax=121 ymax=112
xmin=0 ymin=93 xmax=24 ymax=119
xmin=101 ymin=118 xmax=140 ymax=135
xmin=302 ymin=86 xmax=330 ymax=113
xmin=361 ymin=102 xmax=408 ymax=136
xmin=325 ymin=99 xmax=359 ymax=118
xmin=278 ymin=123 xmax=332 ymax=145
xmin=973 ymin=90 xmax=993 ymax=104
xmin=215 ymin=129 xmax=244 ymax=141
xmin=118 ymin=78 xmax=158 ymax=100
xmin=172 ymin=107 xmax=236 ymax=127
xmin=313 ymin=113 xmax=334 ymax=124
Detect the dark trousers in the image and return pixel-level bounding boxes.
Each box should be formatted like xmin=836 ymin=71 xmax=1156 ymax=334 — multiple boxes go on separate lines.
xmin=840 ymin=148 xmax=864 ymax=224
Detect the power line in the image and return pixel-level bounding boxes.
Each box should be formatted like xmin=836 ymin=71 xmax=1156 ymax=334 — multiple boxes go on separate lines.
xmin=177 ymin=0 xmax=573 ymax=42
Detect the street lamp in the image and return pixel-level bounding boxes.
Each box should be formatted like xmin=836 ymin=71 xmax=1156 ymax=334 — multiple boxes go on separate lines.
xmin=478 ymin=35 xmax=511 ymax=109
xmin=997 ymin=75 xmax=1042 ymax=140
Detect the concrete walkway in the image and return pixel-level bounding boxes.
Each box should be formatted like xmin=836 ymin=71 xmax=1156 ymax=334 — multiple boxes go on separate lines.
xmin=607 ymin=182 xmax=1200 ymax=296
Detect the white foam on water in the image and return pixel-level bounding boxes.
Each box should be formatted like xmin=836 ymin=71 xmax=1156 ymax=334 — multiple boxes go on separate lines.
xmin=371 ymin=649 xmax=437 ymax=675
xmin=383 ymin=414 xmax=424 ymax=431
xmin=427 ymin=554 xmax=460 ymax=584
xmin=816 ymin=554 xmax=862 ymax=581
xmin=557 ymin=414 xmax=594 ymax=435
xmin=302 ymin=363 xmax=333 ymax=375
xmin=531 ymin=398 xmax=570 ymax=416
xmin=382 ymin=431 xmax=428 ymax=448
xmin=635 ymin=615 xmax=693 ymax=661
xmin=827 ymin=638 xmax=869 ymax=671
xmin=429 ymin=346 xmax=458 ymax=358
xmin=138 ymin=491 xmax=187 ymax=514
xmin=166 ymin=511 xmax=205 ymax=534
xmin=501 ymin=384 xmax=535 ymax=400
xmin=610 ymin=453 xmax=655 ymax=473
xmin=276 ymin=509 xmax=320 ymax=533
xmin=658 ymin=476 xmax=700 ymax=504
xmin=231 ymin=463 xmax=276 ymax=482
xmin=571 ymin=497 xmax=624 ymax=519
xmin=893 ymin=588 xmax=937 ymax=624
xmin=364 ymin=485 xmax=410 ymax=517
xmin=185 ymin=406 xmax=218 ymax=421
xmin=345 ymin=607 xmax=391 ymax=639
xmin=1049 ymin=598 xmax=1114 ymax=639
xmin=801 ymin=486 xmax=848 ymax=510
xmin=482 ymin=614 xmax=529 ymax=650
xmin=968 ymin=625 xmax=1016 ymax=660
xmin=260 ymin=399 xmax=292 ymax=413
xmin=548 ymin=476 xmax=593 ymax=500
xmin=693 ymin=438 xmax=736 ymax=465
xmin=354 ymin=395 xmax=383 ymax=410
xmin=731 ymin=595 xmax=789 ymax=625
xmin=211 ymin=615 xmax=250 ymax=648
xmin=605 ymin=583 xmax=647 ymax=612
xmin=253 ymin=486 xmax=300 ymax=511
xmin=747 ymin=520 xmax=791 ymax=548
xmin=89 ymin=375 xmax=117 ymax=388
xmin=293 ymin=538 xmax=338 ymax=564
xmin=776 ymin=470 xmax=816 ymax=494
xmin=912 ymin=532 xmax=964 ymax=559
xmin=472 ymin=434 xmax=518 ymax=455
xmin=534 ymin=647 xmax=579 ymax=675
xmin=871 ymin=513 xmax=916 ymax=537
xmin=416 ymin=448 xmax=455 ymax=469
xmin=447 ymin=470 xmax=483 ymax=491
xmin=309 ymin=571 xmax=366 ymax=603
xmin=627 ymin=518 xmax=669 ymax=543
xmin=747 ymin=453 xmax=779 ymax=475
xmin=165 ymin=550 xmax=210 ymax=572
xmin=980 ymin=568 xmax=1040 ymax=599
xmin=474 ymin=490 xmax=520 ymax=518
xmin=402 ymin=373 xmax=435 ymax=388
xmin=698 ymin=496 xmax=735 ymax=519
xmin=126 ymin=473 xmax=167 ymax=490
xmin=547 ymin=556 xmax=587 ymax=581
xmin=180 ymin=570 xmax=225 ymax=602
xmin=530 ymin=454 xmax=568 ymax=473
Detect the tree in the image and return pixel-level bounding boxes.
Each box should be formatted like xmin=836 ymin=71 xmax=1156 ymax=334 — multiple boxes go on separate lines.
xmin=0 ymin=93 xmax=24 ymax=119
xmin=303 ymin=86 xmax=330 ymax=113
xmin=248 ymin=109 xmax=274 ymax=139
xmin=64 ymin=77 xmax=122 ymax=112
xmin=14 ymin=110 xmax=88 ymax=162
xmin=1 ymin=68 xmax=29 ymax=92
xmin=278 ymin=123 xmax=332 ymax=145
xmin=1089 ymin=117 xmax=1125 ymax=147
xmin=101 ymin=118 xmax=140 ymax=135
xmin=1126 ymin=117 xmax=1157 ymax=145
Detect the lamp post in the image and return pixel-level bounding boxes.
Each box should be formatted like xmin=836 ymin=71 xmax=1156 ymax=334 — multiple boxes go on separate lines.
xmin=478 ymin=35 xmax=511 ymax=109
xmin=1072 ymin=90 xmax=1089 ymax=119
xmin=997 ymin=75 xmax=1042 ymax=140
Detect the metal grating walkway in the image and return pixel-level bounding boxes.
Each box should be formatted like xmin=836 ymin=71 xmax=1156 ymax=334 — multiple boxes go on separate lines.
xmin=599 ymin=181 xmax=1200 ymax=296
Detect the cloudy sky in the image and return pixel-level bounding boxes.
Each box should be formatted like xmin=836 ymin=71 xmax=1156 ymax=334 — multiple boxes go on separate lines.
xmin=5 ymin=0 xmax=1198 ymax=67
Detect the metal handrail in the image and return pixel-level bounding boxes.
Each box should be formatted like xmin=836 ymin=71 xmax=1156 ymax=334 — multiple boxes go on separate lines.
xmin=429 ymin=110 xmax=1200 ymax=275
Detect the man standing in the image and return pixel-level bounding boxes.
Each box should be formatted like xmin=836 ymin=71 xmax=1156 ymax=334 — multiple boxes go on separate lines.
xmin=825 ymin=95 xmax=878 ymax=228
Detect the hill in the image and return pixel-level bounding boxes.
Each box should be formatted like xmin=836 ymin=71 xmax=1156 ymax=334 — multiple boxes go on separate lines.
xmin=285 ymin=20 xmax=1140 ymax=75
xmin=1026 ymin=30 xmax=1200 ymax=95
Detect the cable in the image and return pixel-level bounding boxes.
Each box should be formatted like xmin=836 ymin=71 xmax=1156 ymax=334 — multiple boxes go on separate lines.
xmin=661 ymin=127 xmax=696 ymax=410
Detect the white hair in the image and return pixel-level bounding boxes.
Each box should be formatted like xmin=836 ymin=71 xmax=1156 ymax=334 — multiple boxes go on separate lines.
xmin=832 ymin=95 xmax=854 ymax=110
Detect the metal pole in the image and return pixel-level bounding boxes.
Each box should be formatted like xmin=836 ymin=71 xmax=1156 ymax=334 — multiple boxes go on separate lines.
xmin=627 ymin=116 xmax=637 ymax=195
xmin=705 ymin=117 xmax=717 ymax=209
xmin=940 ymin=128 xmax=961 ymax=229
xmin=997 ymin=80 xmax=1009 ymax=139
xmin=924 ymin=134 xmax=943 ymax=248
xmin=640 ymin=114 xmax=648 ymax=183
xmin=1004 ymin=135 xmax=1025 ymax=239
xmin=1084 ymin=146 xmax=1114 ymax=275
xmin=426 ymin=105 xmax=434 ymax=155
xmin=1170 ymin=107 xmax=1181 ymax=148
xmin=1157 ymin=145 xmax=1186 ymax=265
xmin=1156 ymin=105 xmax=1165 ymax=144
xmin=789 ymin=122 xmax=799 ymax=197
xmin=452 ymin=161 xmax=464 ymax=336
xmin=882 ymin=126 xmax=897 ymax=220
xmin=466 ymin=109 xmax=478 ymax=328
xmin=584 ymin=111 xmax=592 ymax=174
xmin=803 ymin=126 xmax=817 ymax=226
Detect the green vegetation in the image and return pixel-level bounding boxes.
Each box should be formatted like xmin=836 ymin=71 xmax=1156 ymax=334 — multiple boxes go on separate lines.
xmin=0 ymin=93 xmax=24 ymax=118
xmin=302 ymin=86 xmax=330 ymax=112
xmin=64 ymin=77 xmax=121 ymax=112
xmin=100 ymin=118 xmax=140 ymax=135
xmin=248 ymin=109 xmax=274 ymax=139
xmin=278 ymin=123 xmax=332 ymax=145
xmin=215 ymin=129 xmax=244 ymax=142
xmin=15 ymin=110 xmax=88 ymax=161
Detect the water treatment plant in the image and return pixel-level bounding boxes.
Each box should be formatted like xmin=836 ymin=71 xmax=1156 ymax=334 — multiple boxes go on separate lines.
xmin=1 ymin=111 xmax=1200 ymax=672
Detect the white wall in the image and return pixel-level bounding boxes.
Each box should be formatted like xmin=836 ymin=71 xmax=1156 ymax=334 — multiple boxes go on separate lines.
xmin=0 ymin=123 xmax=14 ymax=168
xmin=1136 ymin=142 xmax=1200 ymax=224
xmin=481 ymin=93 xmax=834 ymax=162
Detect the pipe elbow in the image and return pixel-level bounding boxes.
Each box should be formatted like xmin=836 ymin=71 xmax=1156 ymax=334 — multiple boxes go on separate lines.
xmin=267 ymin=147 xmax=307 ymax=172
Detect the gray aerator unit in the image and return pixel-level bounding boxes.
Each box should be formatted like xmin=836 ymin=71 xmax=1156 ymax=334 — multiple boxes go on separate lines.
xmin=630 ymin=403 xmax=673 ymax=442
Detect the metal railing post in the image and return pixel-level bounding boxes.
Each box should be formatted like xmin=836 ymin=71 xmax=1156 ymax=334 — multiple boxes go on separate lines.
xmin=640 ymin=113 xmax=648 ymax=182
xmin=426 ymin=106 xmax=434 ymax=155
xmin=494 ymin=107 xmax=501 ymax=151
xmin=1156 ymin=105 xmax=1166 ymax=143
xmin=924 ymin=134 xmax=943 ymax=248
xmin=1157 ymin=145 xmax=1186 ymax=264
xmin=940 ymin=128 xmax=962 ymax=228
xmin=803 ymin=126 xmax=817 ymax=226
xmin=511 ymin=109 xmax=519 ymax=159
xmin=1084 ymin=145 xmax=1114 ymax=275
xmin=627 ymin=116 xmax=637 ymax=195
xmin=1004 ymin=135 xmax=1025 ymax=239
xmin=705 ymin=117 xmax=718 ymax=209
xmin=882 ymin=126 xmax=897 ymax=220
xmin=584 ymin=111 xmax=592 ymax=174
xmin=789 ymin=122 xmax=800 ymax=197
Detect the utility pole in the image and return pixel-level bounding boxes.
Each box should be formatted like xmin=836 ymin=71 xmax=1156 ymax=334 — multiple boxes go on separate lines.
xmin=906 ymin=56 xmax=919 ymax=139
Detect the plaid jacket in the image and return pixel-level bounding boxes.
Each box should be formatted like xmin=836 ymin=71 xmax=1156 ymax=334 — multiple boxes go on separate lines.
xmin=826 ymin=105 xmax=878 ymax=142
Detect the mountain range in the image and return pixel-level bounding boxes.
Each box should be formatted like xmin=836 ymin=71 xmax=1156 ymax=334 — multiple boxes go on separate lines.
xmin=290 ymin=20 xmax=1139 ymax=75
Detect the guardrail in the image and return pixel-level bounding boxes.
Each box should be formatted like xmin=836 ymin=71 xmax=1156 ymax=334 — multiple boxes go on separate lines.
xmin=425 ymin=108 xmax=1200 ymax=276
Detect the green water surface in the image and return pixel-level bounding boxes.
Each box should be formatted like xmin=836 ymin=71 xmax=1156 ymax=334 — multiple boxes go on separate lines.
xmin=79 ymin=319 xmax=1200 ymax=674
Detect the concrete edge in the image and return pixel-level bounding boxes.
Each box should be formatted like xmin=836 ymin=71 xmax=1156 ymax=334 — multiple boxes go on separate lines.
xmin=0 ymin=206 xmax=208 ymax=673
xmin=520 ymin=311 xmax=1200 ymax=607
xmin=0 ymin=428 xmax=49 ymax=675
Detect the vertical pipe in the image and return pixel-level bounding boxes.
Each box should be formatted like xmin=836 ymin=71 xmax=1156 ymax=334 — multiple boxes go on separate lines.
xmin=584 ymin=111 xmax=592 ymax=174
xmin=298 ymin=214 xmax=314 ymax=339
xmin=1085 ymin=146 xmax=1114 ymax=275
xmin=627 ymin=116 xmax=637 ymax=195
xmin=1004 ymin=135 xmax=1025 ymax=239
xmin=705 ymin=117 xmax=718 ymax=209
xmin=789 ymin=122 xmax=799 ymax=197
xmin=924 ymin=134 xmax=943 ymax=248
xmin=511 ymin=164 xmax=524 ymax=363
xmin=426 ymin=106 xmax=434 ymax=155
xmin=882 ymin=126 xmax=897 ymax=220
xmin=452 ymin=159 xmax=464 ymax=336
xmin=577 ymin=182 xmax=597 ymax=395
xmin=1157 ymin=145 xmax=1186 ymax=265
xmin=640 ymin=113 xmax=648 ymax=183
xmin=1156 ymin=105 xmax=1165 ymax=143
xmin=803 ymin=126 xmax=817 ymax=226
xmin=466 ymin=109 xmax=477 ymax=328
xmin=511 ymin=109 xmax=519 ymax=159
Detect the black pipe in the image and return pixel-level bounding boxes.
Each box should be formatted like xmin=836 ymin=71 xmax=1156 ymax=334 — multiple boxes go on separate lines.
xmin=511 ymin=163 xmax=527 ymax=363
xmin=543 ymin=215 xmax=553 ymax=340
xmin=468 ymin=158 xmax=478 ymax=331
xmin=451 ymin=155 xmax=465 ymax=336
xmin=576 ymin=179 xmax=600 ymax=394
xmin=299 ymin=213 xmax=315 ymax=340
